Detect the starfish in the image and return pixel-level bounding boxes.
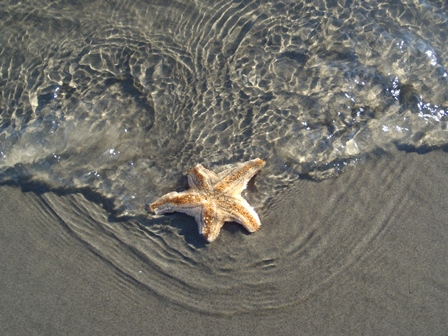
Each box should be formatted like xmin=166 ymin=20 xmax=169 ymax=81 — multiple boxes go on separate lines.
xmin=149 ymin=158 xmax=265 ymax=242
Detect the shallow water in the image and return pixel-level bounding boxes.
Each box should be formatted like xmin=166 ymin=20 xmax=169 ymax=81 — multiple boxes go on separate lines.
xmin=0 ymin=0 xmax=447 ymax=314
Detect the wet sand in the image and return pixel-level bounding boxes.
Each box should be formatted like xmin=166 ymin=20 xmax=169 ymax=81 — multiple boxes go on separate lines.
xmin=1 ymin=150 xmax=447 ymax=335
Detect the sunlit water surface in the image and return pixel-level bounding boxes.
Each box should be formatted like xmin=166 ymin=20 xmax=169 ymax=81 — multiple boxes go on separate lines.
xmin=0 ymin=0 xmax=447 ymax=313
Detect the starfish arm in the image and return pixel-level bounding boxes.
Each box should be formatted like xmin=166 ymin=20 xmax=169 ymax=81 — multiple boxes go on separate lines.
xmin=187 ymin=164 xmax=216 ymax=191
xmin=214 ymin=158 xmax=265 ymax=195
xmin=149 ymin=191 xmax=204 ymax=217
xmin=220 ymin=197 xmax=262 ymax=233
xmin=201 ymin=203 xmax=225 ymax=242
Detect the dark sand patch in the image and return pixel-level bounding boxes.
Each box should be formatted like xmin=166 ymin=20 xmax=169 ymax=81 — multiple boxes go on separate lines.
xmin=1 ymin=150 xmax=447 ymax=335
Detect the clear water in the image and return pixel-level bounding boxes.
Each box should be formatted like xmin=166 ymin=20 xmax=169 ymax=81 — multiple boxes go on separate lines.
xmin=0 ymin=0 xmax=447 ymax=313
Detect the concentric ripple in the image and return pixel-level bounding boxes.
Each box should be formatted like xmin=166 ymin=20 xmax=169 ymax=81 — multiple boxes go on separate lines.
xmin=39 ymin=150 xmax=416 ymax=314
xmin=0 ymin=0 xmax=447 ymax=313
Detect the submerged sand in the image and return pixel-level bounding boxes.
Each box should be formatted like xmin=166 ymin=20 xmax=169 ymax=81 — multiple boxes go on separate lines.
xmin=1 ymin=150 xmax=447 ymax=335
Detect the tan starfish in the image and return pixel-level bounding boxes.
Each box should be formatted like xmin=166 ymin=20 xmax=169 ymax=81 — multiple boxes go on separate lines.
xmin=149 ymin=158 xmax=266 ymax=242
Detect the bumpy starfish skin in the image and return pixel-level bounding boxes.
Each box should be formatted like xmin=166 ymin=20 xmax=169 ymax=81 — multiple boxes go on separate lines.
xmin=149 ymin=158 xmax=265 ymax=242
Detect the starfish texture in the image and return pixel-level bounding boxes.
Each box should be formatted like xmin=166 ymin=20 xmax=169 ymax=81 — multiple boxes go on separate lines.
xmin=150 ymin=158 xmax=266 ymax=242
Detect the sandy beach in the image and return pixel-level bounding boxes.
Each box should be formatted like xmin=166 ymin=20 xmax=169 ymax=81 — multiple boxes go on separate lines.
xmin=1 ymin=149 xmax=447 ymax=335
